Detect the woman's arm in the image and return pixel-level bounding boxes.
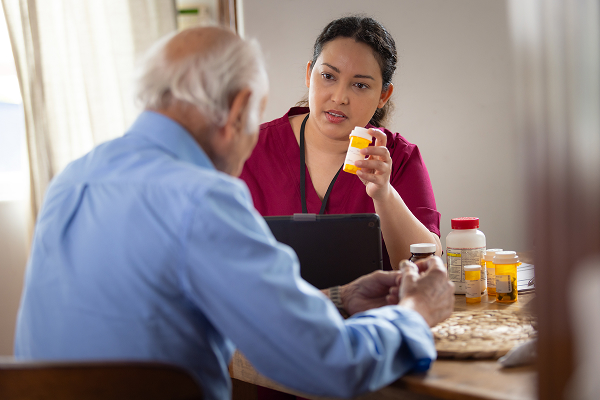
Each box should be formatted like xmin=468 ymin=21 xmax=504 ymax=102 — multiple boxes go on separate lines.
xmin=371 ymin=184 xmax=441 ymax=268
xmin=354 ymin=129 xmax=441 ymax=269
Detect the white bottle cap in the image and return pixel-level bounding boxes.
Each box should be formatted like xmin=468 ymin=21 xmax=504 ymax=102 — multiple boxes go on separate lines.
xmin=464 ymin=265 xmax=481 ymax=271
xmin=493 ymin=251 xmax=519 ymax=264
xmin=410 ymin=243 xmax=437 ymax=254
xmin=349 ymin=127 xmax=372 ymax=141
xmin=484 ymin=248 xmax=503 ymax=262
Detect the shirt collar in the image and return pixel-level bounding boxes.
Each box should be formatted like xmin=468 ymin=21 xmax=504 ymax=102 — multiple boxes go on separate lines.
xmin=126 ymin=110 xmax=215 ymax=170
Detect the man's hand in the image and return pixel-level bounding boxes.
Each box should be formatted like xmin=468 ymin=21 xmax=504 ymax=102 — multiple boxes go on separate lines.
xmin=398 ymin=257 xmax=454 ymax=327
xmin=337 ymin=270 xmax=403 ymax=316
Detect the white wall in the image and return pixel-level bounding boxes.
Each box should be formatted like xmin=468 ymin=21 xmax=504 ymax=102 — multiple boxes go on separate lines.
xmin=0 ymin=200 xmax=29 ymax=355
xmin=241 ymin=0 xmax=527 ymax=253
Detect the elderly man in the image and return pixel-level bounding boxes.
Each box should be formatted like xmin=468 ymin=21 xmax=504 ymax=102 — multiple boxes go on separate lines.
xmin=15 ymin=27 xmax=454 ymax=400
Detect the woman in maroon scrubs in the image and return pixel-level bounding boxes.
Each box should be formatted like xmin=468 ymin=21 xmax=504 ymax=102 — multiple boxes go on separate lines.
xmin=240 ymin=16 xmax=441 ymax=271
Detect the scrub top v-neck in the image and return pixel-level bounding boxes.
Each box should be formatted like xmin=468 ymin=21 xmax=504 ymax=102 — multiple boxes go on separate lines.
xmin=299 ymin=113 xmax=344 ymax=214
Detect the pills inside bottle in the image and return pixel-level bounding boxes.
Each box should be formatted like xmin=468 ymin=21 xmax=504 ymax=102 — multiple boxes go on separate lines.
xmin=409 ymin=243 xmax=437 ymax=263
xmin=483 ymin=249 xmax=503 ymax=296
xmin=343 ymin=127 xmax=373 ymax=174
xmin=464 ymin=265 xmax=482 ymax=303
xmin=494 ymin=251 xmax=520 ymax=303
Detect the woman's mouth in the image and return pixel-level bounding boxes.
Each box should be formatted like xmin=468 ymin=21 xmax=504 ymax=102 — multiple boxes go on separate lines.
xmin=325 ymin=110 xmax=347 ymax=124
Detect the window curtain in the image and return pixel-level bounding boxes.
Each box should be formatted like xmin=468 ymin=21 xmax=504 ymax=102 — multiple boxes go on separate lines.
xmin=1 ymin=0 xmax=177 ymax=218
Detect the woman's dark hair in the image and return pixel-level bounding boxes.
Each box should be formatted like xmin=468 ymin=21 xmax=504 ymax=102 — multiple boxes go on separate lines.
xmin=300 ymin=15 xmax=397 ymax=127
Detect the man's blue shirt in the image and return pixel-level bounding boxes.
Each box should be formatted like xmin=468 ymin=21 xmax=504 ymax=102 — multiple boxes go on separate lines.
xmin=15 ymin=111 xmax=436 ymax=400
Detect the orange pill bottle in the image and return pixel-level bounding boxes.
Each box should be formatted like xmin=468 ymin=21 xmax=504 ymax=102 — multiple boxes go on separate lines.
xmin=483 ymin=248 xmax=503 ymax=296
xmin=464 ymin=265 xmax=482 ymax=303
xmin=343 ymin=127 xmax=373 ymax=174
xmin=494 ymin=251 xmax=520 ymax=303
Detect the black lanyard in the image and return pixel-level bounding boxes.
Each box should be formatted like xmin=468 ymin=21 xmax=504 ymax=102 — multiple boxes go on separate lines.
xmin=299 ymin=114 xmax=343 ymax=214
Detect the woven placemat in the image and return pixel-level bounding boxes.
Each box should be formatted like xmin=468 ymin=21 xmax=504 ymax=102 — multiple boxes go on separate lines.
xmin=431 ymin=310 xmax=537 ymax=359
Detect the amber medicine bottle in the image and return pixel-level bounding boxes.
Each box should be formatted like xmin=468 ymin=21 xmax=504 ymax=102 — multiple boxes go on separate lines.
xmin=494 ymin=251 xmax=520 ymax=303
xmin=343 ymin=127 xmax=372 ymax=174
xmin=446 ymin=217 xmax=486 ymax=294
xmin=409 ymin=243 xmax=436 ymax=263
xmin=464 ymin=265 xmax=482 ymax=303
xmin=483 ymin=249 xmax=503 ymax=296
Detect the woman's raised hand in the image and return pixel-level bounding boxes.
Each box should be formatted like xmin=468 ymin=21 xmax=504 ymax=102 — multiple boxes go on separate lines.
xmin=354 ymin=128 xmax=392 ymax=201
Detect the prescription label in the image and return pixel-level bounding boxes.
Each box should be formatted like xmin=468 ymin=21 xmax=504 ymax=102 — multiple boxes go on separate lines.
xmin=487 ymin=264 xmax=496 ymax=290
xmin=446 ymin=247 xmax=485 ymax=294
xmin=496 ymin=275 xmax=511 ymax=293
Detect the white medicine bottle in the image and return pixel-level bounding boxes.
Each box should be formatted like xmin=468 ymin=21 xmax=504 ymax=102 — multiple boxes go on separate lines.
xmin=446 ymin=217 xmax=486 ymax=294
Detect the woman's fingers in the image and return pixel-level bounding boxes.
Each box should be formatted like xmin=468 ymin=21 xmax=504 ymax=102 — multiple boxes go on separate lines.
xmin=368 ymin=128 xmax=387 ymax=147
xmin=355 ymin=158 xmax=389 ymax=174
xmin=356 ymin=169 xmax=385 ymax=186
xmin=356 ymin=146 xmax=390 ymax=173
xmin=353 ymin=130 xmax=391 ymax=199
xmin=360 ymin=145 xmax=390 ymax=159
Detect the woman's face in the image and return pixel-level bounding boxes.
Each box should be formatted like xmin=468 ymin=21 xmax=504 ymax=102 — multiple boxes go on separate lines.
xmin=306 ymin=37 xmax=393 ymax=140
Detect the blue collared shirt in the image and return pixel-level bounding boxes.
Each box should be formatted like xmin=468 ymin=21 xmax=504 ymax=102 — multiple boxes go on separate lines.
xmin=15 ymin=111 xmax=436 ymax=400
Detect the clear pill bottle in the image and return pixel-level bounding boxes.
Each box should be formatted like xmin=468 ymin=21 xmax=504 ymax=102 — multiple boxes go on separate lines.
xmin=409 ymin=243 xmax=437 ymax=263
xmin=483 ymin=249 xmax=503 ymax=296
xmin=343 ymin=127 xmax=372 ymax=174
xmin=464 ymin=265 xmax=482 ymax=303
xmin=494 ymin=251 xmax=520 ymax=303
xmin=446 ymin=217 xmax=486 ymax=294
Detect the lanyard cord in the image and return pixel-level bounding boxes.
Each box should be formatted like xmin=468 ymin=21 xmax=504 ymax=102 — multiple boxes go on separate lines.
xmin=299 ymin=114 xmax=343 ymax=214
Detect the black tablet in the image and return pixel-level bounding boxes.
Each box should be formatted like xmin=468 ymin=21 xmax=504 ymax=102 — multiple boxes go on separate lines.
xmin=264 ymin=213 xmax=383 ymax=289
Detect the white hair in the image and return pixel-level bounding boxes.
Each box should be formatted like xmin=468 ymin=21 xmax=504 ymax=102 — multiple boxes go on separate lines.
xmin=135 ymin=30 xmax=268 ymax=133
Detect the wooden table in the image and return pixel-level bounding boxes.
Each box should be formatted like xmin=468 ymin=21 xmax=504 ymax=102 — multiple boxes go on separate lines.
xmin=230 ymin=293 xmax=537 ymax=400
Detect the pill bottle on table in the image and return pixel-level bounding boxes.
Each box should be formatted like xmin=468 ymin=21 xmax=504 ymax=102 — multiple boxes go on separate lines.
xmin=464 ymin=265 xmax=482 ymax=303
xmin=446 ymin=217 xmax=486 ymax=294
xmin=494 ymin=251 xmax=520 ymax=303
xmin=343 ymin=127 xmax=373 ymax=174
xmin=409 ymin=243 xmax=437 ymax=263
xmin=483 ymin=249 xmax=503 ymax=296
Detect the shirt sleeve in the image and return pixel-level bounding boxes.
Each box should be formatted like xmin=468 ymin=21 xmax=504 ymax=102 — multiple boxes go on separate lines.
xmin=179 ymin=177 xmax=436 ymax=398
xmin=389 ymin=138 xmax=441 ymax=237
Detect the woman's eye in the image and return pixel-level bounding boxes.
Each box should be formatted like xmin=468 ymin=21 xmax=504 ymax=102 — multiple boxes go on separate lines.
xmin=321 ymin=73 xmax=334 ymax=80
xmin=355 ymin=83 xmax=369 ymax=89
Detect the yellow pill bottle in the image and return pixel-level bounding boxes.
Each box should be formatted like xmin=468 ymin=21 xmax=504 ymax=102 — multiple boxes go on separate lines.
xmin=483 ymin=248 xmax=503 ymax=296
xmin=464 ymin=265 xmax=482 ymax=303
xmin=494 ymin=251 xmax=520 ymax=303
xmin=343 ymin=127 xmax=373 ymax=174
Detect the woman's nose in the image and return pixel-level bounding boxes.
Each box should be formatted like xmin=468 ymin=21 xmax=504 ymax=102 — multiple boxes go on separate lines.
xmin=331 ymin=85 xmax=349 ymax=105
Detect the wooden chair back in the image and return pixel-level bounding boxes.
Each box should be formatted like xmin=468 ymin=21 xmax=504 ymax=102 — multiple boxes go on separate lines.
xmin=0 ymin=360 xmax=203 ymax=400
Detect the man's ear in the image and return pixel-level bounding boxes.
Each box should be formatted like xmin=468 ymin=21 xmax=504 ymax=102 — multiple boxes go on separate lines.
xmin=211 ymin=88 xmax=252 ymax=155
xmin=305 ymin=61 xmax=312 ymax=88
xmin=378 ymin=83 xmax=394 ymax=108
xmin=230 ymin=88 xmax=252 ymax=134
xmin=223 ymin=88 xmax=252 ymax=139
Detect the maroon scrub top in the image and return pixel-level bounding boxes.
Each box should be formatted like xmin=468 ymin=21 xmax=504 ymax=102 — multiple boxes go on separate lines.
xmin=240 ymin=107 xmax=441 ymax=270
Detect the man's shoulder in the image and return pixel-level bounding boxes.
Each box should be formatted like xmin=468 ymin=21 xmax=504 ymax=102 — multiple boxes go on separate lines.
xmin=54 ymin=134 xmax=246 ymax=204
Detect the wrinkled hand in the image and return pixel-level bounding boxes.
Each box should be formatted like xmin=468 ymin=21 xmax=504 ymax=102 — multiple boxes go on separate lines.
xmin=387 ymin=257 xmax=433 ymax=299
xmin=354 ymin=128 xmax=392 ymax=201
xmin=391 ymin=257 xmax=434 ymax=272
xmin=340 ymin=270 xmax=403 ymax=316
xmin=398 ymin=257 xmax=454 ymax=327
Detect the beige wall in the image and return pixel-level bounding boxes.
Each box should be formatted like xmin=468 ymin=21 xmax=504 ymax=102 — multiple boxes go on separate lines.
xmin=241 ymin=0 xmax=527 ymax=253
xmin=0 ymin=200 xmax=29 ymax=355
